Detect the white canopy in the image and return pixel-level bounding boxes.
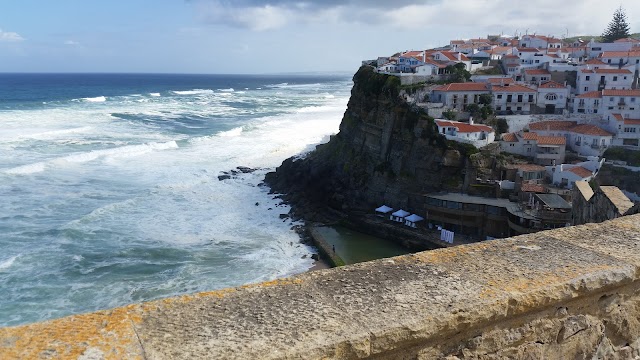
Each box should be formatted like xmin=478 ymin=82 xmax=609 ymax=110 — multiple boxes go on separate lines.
xmin=405 ymin=214 xmax=424 ymax=222
xmin=391 ymin=209 xmax=410 ymax=218
xmin=375 ymin=205 xmax=393 ymax=214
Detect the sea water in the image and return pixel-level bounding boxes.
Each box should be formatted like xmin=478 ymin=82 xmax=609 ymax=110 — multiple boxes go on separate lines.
xmin=0 ymin=73 xmax=352 ymax=326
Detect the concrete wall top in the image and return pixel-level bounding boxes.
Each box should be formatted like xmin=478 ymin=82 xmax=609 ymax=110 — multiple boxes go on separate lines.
xmin=2 ymin=214 xmax=640 ymax=359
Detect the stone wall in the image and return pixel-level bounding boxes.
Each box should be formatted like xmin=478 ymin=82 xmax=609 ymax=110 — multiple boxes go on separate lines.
xmin=2 ymin=214 xmax=640 ymax=359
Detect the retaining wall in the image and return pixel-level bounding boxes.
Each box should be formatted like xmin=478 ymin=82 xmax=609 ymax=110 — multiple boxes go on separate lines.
xmin=2 ymin=214 xmax=640 ymax=359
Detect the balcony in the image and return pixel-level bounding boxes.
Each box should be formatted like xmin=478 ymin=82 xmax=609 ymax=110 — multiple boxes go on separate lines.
xmin=618 ymin=101 xmax=626 ymax=106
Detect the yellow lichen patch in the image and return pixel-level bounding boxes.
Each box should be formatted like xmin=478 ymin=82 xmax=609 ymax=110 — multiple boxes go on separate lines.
xmin=0 ymin=306 xmax=144 ymax=360
xmin=240 ymin=277 xmax=304 ymax=289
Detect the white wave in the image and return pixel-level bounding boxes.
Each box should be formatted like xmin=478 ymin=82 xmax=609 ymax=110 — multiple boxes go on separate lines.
xmin=217 ymin=127 xmax=244 ymax=137
xmin=172 ymin=89 xmax=214 ymax=95
xmin=0 ymin=256 xmax=18 ymax=271
xmin=17 ymin=126 xmax=94 ymax=141
xmin=81 ymin=96 xmax=107 ymax=103
xmin=149 ymin=93 xmax=161 ymax=97
xmin=219 ymin=88 xmax=234 ymax=92
xmin=5 ymin=141 xmax=179 ymax=175
xmin=235 ymin=91 xmax=246 ymax=94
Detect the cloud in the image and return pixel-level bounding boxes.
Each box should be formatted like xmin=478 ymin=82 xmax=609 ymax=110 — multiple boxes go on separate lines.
xmin=64 ymin=40 xmax=80 ymax=46
xmin=189 ymin=0 xmax=639 ymax=37
xmin=0 ymin=29 xmax=25 ymax=42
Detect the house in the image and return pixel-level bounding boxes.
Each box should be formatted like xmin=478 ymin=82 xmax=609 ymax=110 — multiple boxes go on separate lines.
xmin=601 ymin=89 xmax=640 ymax=121
xmin=573 ymin=182 xmax=640 ymax=225
xmin=608 ymin=114 xmax=640 ymax=148
xmin=598 ymin=50 xmax=640 ymax=68
xmin=435 ymin=119 xmax=495 ymax=147
xmin=573 ymin=91 xmax=603 ymax=115
xmin=519 ymin=35 xmax=563 ymax=50
xmin=576 ymin=68 xmax=633 ymax=94
xmin=431 ymin=83 xmax=490 ymax=110
xmin=547 ymin=164 xmax=595 ymax=188
xmin=500 ymin=131 xmax=566 ymax=165
xmin=523 ymin=69 xmax=551 ymax=84
xmin=586 ymin=38 xmax=634 ymax=59
xmin=431 ymin=51 xmax=472 ymax=71
xmin=491 ymin=83 xmax=536 ymax=114
xmin=377 ymin=62 xmax=399 ymax=73
xmin=528 ymin=121 xmax=614 ymax=157
xmin=535 ymin=81 xmax=570 ymax=114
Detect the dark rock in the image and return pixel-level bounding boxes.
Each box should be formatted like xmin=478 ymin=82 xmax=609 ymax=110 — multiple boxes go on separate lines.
xmin=311 ymin=254 xmax=320 ymax=261
xmin=218 ymin=175 xmax=231 ymax=181
xmin=279 ymin=214 xmax=289 ymax=219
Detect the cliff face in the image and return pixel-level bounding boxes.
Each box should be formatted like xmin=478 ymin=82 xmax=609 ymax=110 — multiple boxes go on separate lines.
xmin=265 ymin=66 xmax=471 ymax=220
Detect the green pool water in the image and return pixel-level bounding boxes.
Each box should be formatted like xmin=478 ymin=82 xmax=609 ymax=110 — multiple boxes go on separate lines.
xmin=314 ymin=226 xmax=411 ymax=265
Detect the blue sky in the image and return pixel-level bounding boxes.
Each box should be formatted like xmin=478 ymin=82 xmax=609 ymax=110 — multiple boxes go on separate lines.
xmin=1 ymin=0 xmax=639 ymax=74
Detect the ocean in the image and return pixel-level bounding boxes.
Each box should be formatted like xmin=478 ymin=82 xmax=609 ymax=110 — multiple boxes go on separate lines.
xmin=0 ymin=73 xmax=353 ymax=327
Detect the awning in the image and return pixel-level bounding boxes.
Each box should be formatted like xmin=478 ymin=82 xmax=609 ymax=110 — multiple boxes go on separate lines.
xmin=375 ymin=205 xmax=394 ymax=214
xmin=391 ymin=209 xmax=410 ymax=218
xmin=405 ymin=214 xmax=424 ymax=222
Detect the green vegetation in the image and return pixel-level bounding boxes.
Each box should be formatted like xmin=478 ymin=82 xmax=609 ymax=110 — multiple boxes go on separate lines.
xmin=356 ymin=66 xmax=401 ymax=98
xmin=495 ymin=118 xmax=509 ymax=135
xmin=442 ymin=110 xmax=457 ymax=120
xmin=602 ymin=7 xmax=631 ymax=43
xmin=473 ymin=66 xmax=503 ymax=75
xmin=400 ymin=82 xmax=427 ymax=93
xmin=445 ymin=63 xmax=471 ymax=83
xmin=604 ymin=147 xmax=640 ymax=166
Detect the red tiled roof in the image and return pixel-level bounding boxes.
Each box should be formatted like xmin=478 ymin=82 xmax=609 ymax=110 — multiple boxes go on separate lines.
xmin=568 ymin=166 xmax=593 ymax=178
xmin=582 ymin=68 xmax=632 ymax=74
xmin=521 ymin=182 xmax=546 ymax=193
xmin=599 ymin=50 xmax=640 ymax=58
xmin=434 ymin=83 xmax=489 ymax=92
xmin=517 ymin=47 xmax=540 ymax=52
xmin=614 ymin=38 xmax=640 ymax=43
xmin=501 ymin=132 xmax=518 ymax=142
xmin=435 ymin=120 xmax=493 ymax=133
xmin=602 ymin=89 xmax=640 ymax=97
xmin=524 ymin=69 xmax=551 ymax=75
xmin=522 ymin=132 xmax=538 ymax=140
xmin=576 ymin=91 xmax=602 ymax=99
xmin=611 ymin=114 xmax=640 ymax=125
xmin=492 ymin=84 xmax=536 ymax=93
xmin=503 ymin=54 xmax=519 ymax=59
xmin=529 ymin=121 xmax=577 ymax=131
xmin=612 ymin=113 xmax=624 ymax=122
xmin=571 ymin=124 xmax=614 ymax=136
xmin=536 ymin=136 xmax=566 ymax=145
xmin=538 ymin=81 xmax=566 ymax=89
xmin=584 ymin=59 xmax=607 ymax=65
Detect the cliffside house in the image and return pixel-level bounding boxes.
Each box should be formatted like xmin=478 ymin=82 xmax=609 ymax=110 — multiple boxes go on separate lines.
xmin=535 ymin=81 xmax=570 ymax=114
xmin=576 ymin=68 xmax=633 ymax=95
xmin=435 ymin=119 xmax=495 ymax=147
xmin=528 ymin=120 xmax=614 ymax=157
xmin=500 ymin=131 xmax=566 ymax=166
xmin=431 ymin=83 xmax=490 ymax=111
xmin=492 ymin=83 xmax=536 ymax=115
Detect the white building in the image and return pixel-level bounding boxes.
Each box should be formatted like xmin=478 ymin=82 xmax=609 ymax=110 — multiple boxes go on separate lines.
xmin=576 ymin=68 xmax=633 ymax=94
xmin=599 ymin=50 xmax=640 ymax=68
xmin=523 ymin=69 xmax=551 ymax=84
xmin=586 ymin=38 xmax=634 ymax=59
xmin=608 ymin=114 xmax=640 ymax=148
xmin=536 ymin=81 xmax=570 ymax=114
xmin=519 ymin=35 xmax=563 ymax=50
xmin=431 ymin=83 xmax=490 ymax=111
xmin=492 ymin=83 xmax=537 ymax=114
xmin=500 ymin=131 xmax=566 ymax=165
xmin=435 ymin=119 xmax=495 ymax=147
xmin=528 ymin=120 xmax=614 ymax=157
xmin=546 ymin=158 xmax=604 ymax=189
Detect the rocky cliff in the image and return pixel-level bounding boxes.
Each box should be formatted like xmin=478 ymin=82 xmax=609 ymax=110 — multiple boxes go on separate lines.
xmin=265 ymin=66 xmax=475 ymax=221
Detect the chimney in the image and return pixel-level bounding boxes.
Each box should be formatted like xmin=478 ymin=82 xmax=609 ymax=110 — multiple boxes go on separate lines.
xmin=457 ymin=52 xmax=461 ymax=61
xmin=469 ymin=117 xmax=474 ymax=125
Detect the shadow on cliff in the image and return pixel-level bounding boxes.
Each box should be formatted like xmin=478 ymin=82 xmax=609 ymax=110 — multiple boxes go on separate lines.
xmin=264 ymin=66 xmax=478 ymax=222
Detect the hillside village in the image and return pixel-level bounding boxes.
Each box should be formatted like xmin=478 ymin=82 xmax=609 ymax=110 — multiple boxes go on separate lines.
xmin=362 ymin=32 xmax=640 ymax=241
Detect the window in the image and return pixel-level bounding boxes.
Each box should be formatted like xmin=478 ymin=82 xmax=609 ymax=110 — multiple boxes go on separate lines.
xmin=517 ymin=106 xmax=522 ymax=111
xmin=632 ymin=98 xmax=636 ymax=102
xmin=507 ymin=95 xmax=513 ymax=102
xmin=506 ymin=106 xmax=512 ymax=111
xmin=584 ymin=87 xmax=589 ymax=92
xmin=517 ymin=95 xmax=523 ymax=102
xmin=613 ymin=76 xmax=618 ymax=81
xmin=528 ymin=94 xmax=534 ymax=102
xmin=624 ymin=127 xmax=637 ymax=133
xmin=608 ymin=106 xmax=614 ymax=110
xmin=497 ymin=94 xmax=503 ymax=99
xmin=585 ymin=76 xmax=590 ymax=81
xmin=535 ymin=60 xmax=540 ymax=63
xmin=527 ymin=147 xmax=531 ymax=152
xmin=594 ymin=99 xmax=599 ymax=106
xmin=610 ymin=97 xmax=615 ymax=102
xmin=545 ymin=93 xmax=557 ymax=101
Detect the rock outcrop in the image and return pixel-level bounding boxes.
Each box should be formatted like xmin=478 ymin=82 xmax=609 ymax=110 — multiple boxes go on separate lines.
xmin=265 ymin=66 xmax=475 ymax=221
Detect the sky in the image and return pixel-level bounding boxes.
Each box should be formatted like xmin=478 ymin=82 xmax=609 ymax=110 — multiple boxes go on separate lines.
xmin=1 ymin=0 xmax=639 ymax=74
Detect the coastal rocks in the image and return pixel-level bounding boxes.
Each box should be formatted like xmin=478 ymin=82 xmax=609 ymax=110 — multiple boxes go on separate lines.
xmin=218 ymin=166 xmax=260 ymax=181
xmin=264 ymin=66 xmax=474 ymax=223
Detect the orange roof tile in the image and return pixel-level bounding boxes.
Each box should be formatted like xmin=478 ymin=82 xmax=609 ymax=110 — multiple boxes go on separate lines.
xmin=501 ymin=133 xmax=518 ymax=142
xmin=612 ymin=113 xmax=624 ymax=122
xmin=522 ymin=132 xmax=538 ymax=140
xmin=536 ymin=136 xmax=566 ymax=145
xmin=614 ymin=38 xmax=640 ymax=43
xmin=602 ymin=89 xmax=640 ymax=97
xmin=487 ymin=78 xmax=515 ymax=85
xmin=584 ymin=58 xmax=607 ymax=65
xmin=570 ymin=124 xmax=614 ymax=136
xmin=581 ymin=68 xmax=632 ymax=74
xmin=568 ymin=166 xmax=593 ymax=178
xmin=623 ymin=118 xmax=640 ymax=125
xmin=521 ymin=182 xmax=546 ymax=193
xmin=529 ymin=121 xmax=577 ymax=131
xmin=435 ymin=120 xmax=493 ymax=133
xmin=599 ymin=50 xmax=640 ymax=58
xmin=517 ymin=47 xmax=540 ymax=52
xmin=434 ymin=83 xmax=489 ymax=92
